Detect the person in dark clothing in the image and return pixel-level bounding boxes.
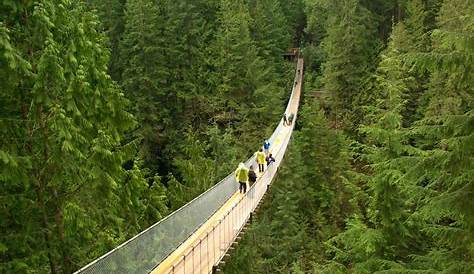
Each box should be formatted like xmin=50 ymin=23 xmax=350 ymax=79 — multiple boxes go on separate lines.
xmin=248 ymin=166 xmax=257 ymax=187
xmin=265 ymin=153 xmax=275 ymax=166
xmin=288 ymin=113 xmax=294 ymax=125
xmin=283 ymin=113 xmax=288 ymax=126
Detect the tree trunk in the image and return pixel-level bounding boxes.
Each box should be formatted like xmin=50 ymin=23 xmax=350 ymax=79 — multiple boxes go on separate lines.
xmin=36 ymin=185 xmax=58 ymax=274
xmin=55 ymin=201 xmax=71 ymax=274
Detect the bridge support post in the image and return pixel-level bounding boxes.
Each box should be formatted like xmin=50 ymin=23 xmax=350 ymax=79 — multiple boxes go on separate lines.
xmin=212 ymin=265 xmax=218 ymax=274
xmin=249 ymin=212 xmax=253 ymax=224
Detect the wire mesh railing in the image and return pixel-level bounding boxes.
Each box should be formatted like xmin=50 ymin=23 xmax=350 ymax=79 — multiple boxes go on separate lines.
xmin=75 ymin=57 xmax=303 ymax=274
xmin=159 ymin=57 xmax=303 ymax=274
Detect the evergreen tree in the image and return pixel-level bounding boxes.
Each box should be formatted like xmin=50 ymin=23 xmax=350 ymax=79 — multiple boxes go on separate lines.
xmin=277 ymin=0 xmax=306 ymax=44
xmin=320 ymin=0 xmax=378 ymax=130
xmin=405 ymin=0 xmax=473 ymax=271
xmin=402 ymin=0 xmax=432 ymax=126
xmin=119 ymin=0 xmax=224 ymax=175
xmin=405 ymin=0 xmax=430 ymax=52
xmin=223 ymin=98 xmax=354 ymax=273
xmin=325 ymin=22 xmax=415 ymax=273
xmin=325 ymin=1 xmax=473 ymax=271
xmin=363 ymin=23 xmax=413 ymax=247
xmin=302 ymin=0 xmax=332 ymax=74
xmin=249 ymin=0 xmax=291 ymax=66
xmin=85 ymin=0 xmax=127 ymax=81
xmin=119 ymin=0 xmax=167 ymax=170
xmin=213 ymin=0 xmax=284 ymax=146
xmin=359 ymin=0 xmax=398 ymax=40
xmin=0 ymin=1 xmax=165 ymax=273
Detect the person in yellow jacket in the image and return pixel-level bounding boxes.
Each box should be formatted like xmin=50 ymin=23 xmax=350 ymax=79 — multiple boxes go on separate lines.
xmin=255 ymin=148 xmax=266 ymax=173
xmin=235 ymin=163 xmax=249 ymax=194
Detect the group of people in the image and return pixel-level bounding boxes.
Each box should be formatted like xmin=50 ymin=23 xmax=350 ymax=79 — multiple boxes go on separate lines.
xmin=234 ymin=140 xmax=276 ymax=194
xmin=283 ymin=113 xmax=294 ymax=126
xmin=234 ymin=67 xmax=299 ymax=194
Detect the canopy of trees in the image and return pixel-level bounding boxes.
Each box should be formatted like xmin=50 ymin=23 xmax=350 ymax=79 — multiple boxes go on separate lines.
xmin=1 ymin=0 xmax=472 ymax=273
xmin=224 ymin=0 xmax=473 ymax=273
xmin=1 ymin=0 xmax=297 ymax=273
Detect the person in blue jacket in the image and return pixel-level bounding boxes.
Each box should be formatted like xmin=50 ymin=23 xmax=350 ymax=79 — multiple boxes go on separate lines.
xmin=263 ymin=140 xmax=270 ymax=156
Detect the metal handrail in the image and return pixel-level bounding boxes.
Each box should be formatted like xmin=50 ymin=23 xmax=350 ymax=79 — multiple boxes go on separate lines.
xmin=155 ymin=57 xmax=304 ymax=274
xmin=75 ymin=57 xmax=304 ymax=274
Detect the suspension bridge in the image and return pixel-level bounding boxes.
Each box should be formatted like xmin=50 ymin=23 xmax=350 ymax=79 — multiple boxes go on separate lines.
xmin=75 ymin=55 xmax=304 ymax=274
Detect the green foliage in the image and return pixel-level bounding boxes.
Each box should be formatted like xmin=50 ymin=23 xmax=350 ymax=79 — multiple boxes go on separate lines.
xmin=1 ymin=0 xmax=297 ymax=272
xmin=3 ymin=0 xmax=471 ymax=273
xmin=404 ymin=0 xmax=474 ymax=271
xmin=320 ymin=0 xmax=379 ymax=130
xmin=85 ymin=0 xmax=126 ymax=80
xmin=212 ymin=0 xmax=286 ymax=150
xmin=302 ymin=0 xmax=331 ymax=74
xmin=0 ymin=1 xmax=167 ymax=273
xmin=323 ymin=23 xmax=419 ymax=272
xmin=277 ymin=0 xmax=306 ymax=44
xmin=225 ymin=1 xmax=472 ymax=273
xmin=249 ymin=0 xmax=291 ymax=64
xmin=405 ymin=0 xmax=430 ymax=52
xmin=223 ymin=98 xmax=353 ymax=273
xmin=322 ymin=0 xmax=473 ymax=272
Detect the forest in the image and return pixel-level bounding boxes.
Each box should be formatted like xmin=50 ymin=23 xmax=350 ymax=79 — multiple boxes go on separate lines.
xmin=0 ymin=0 xmax=472 ymax=273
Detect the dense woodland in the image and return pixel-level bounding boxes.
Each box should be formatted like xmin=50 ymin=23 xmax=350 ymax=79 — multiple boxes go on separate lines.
xmin=0 ymin=0 xmax=472 ymax=273
xmin=224 ymin=0 xmax=473 ymax=273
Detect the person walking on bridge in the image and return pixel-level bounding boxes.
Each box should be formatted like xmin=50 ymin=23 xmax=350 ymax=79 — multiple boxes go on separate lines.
xmin=248 ymin=165 xmax=257 ymax=187
xmin=266 ymin=153 xmax=275 ymax=166
xmin=283 ymin=113 xmax=288 ymax=126
xmin=288 ymin=113 xmax=294 ymax=125
xmin=255 ymin=149 xmax=266 ymax=173
xmin=263 ymin=139 xmax=270 ymax=156
xmin=235 ymin=163 xmax=249 ymax=194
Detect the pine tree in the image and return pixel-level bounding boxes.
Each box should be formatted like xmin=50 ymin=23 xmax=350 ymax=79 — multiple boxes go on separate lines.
xmin=361 ymin=21 xmax=417 ymax=260
xmin=277 ymin=0 xmax=306 ymax=44
xmin=405 ymin=0 xmax=474 ymax=271
xmin=119 ymin=0 xmax=166 ymax=170
xmin=213 ymin=0 xmax=284 ymax=146
xmin=119 ymin=0 xmax=221 ymax=174
xmin=324 ymin=22 xmax=423 ymax=273
xmin=249 ymin=0 xmax=291 ymax=64
xmin=320 ymin=0 xmax=379 ymax=130
xmin=0 ymin=1 xmax=165 ymax=273
xmin=214 ymin=0 xmax=260 ymax=102
xmin=359 ymin=0 xmax=399 ymax=40
xmin=168 ymin=130 xmax=217 ymax=209
xmin=296 ymin=99 xmax=354 ymax=230
xmin=405 ymin=0 xmax=430 ymax=52
xmin=402 ymin=0 xmax=431 ymax=126
xmin=302 ymin=0 xmax=332 ymax=74
xmin=85 ymin=0 xmax=127 ymax=81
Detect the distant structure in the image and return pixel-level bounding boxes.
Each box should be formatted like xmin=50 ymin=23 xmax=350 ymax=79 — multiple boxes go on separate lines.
xmin=283 ymin=48 xmax=300 ymax=61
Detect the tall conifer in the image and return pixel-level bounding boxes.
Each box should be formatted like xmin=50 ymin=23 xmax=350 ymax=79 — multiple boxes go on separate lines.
xmin=406 ymin=0 xmax=473 ymax=271
xmin=0 ymin=1 xmax=162 ymax=272
xmin=320 ymin=0 xmax=378 ymax=130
